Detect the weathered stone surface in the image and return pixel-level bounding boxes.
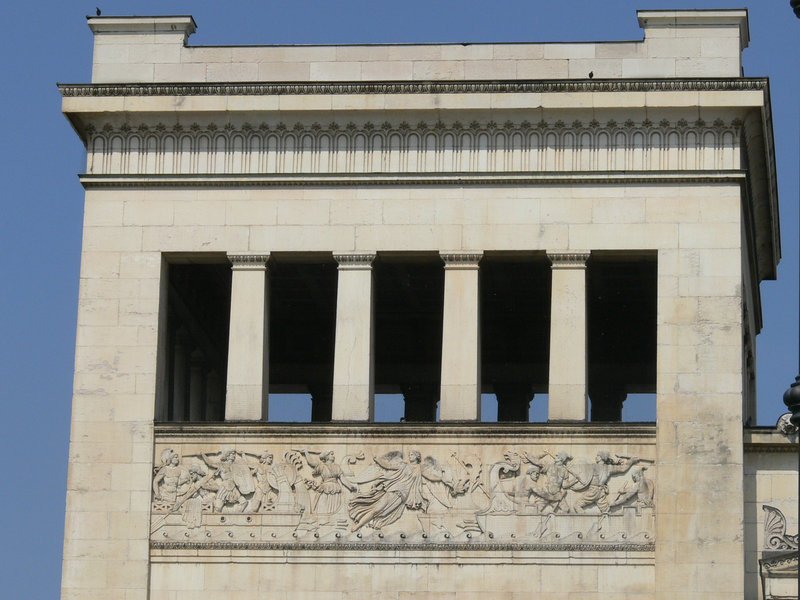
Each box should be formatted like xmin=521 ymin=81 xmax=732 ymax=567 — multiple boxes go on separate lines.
xmin=61 ymin=7 xmax=782 ymax=600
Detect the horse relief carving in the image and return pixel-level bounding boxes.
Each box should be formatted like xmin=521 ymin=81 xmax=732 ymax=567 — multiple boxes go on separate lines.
xmin=151 ymin=445 xmax=655 ymax=547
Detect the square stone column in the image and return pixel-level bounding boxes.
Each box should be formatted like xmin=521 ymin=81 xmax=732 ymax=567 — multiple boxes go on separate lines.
xmin=547 ymin=251 xmax=590 ymax=421
xmin=439 ymin=252 xmax=483 ymax=421
xmin=225 ymin=254 xmax=270 ymax=421
xmin=332 ymin=254 xmax=375 ymax=421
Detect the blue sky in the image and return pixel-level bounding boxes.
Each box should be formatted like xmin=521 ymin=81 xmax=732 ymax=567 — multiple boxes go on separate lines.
xmin=1 ymin=1 xmax=798 ymax=596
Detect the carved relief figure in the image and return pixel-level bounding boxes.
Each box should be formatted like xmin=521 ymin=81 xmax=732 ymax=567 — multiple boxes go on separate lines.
xmin=482 ymin=447 xmax=523 ymax=513
xmin=512 ymin=465 xmax=543 ymax=509
xmin=152 ymin=448 xmax=191 ymax=503
xmin=269 ymin=450 xmax=311 ymax=514
xmin=448 ymin=452 xmax=485 ymax=505
xmin=349 ymin=450 xmax=427 ymax=531
xmin=610 ymin=467 xmax=654 ymax=510
xmin=572 ymin=451 xmax=638 ymax=514
xmin=201 ymin=447 xmax=253 ymax=513
xmin=151 ymin=444 xmax=656 ymax=544
xmin=182 ymin=463 xmax=217 ymax=528
xmin=346 ymin=450 xmax=462 ymax=531
xmin=419 ymin=455 xmax=469 ymax=511
xmin=526 ymin=450 xmax=579 ymax=513
xmin=243 ymin=450 xmax=274 ymax=513
xmin=300 ymin=449 xmax=357 ymax=515
xmin=514 ymin=465 xmax=568 ymax=514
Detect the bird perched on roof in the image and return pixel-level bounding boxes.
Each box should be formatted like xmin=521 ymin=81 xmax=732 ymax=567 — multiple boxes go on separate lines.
xmin=588 ymin=71 xmax=594 ymax=79
xmin=96 ymin=7 xmax=101 ymax=16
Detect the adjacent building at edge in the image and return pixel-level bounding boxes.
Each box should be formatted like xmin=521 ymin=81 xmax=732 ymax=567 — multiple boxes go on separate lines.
xmin=60 ymin=8 xmax=800 ymax=600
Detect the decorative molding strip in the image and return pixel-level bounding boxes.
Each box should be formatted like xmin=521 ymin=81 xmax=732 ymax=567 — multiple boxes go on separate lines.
xmin=441 ymin=252 xmax=483 ymax=268
xmin=744 ymin=443 xmax=798 ymax=453
xmin=79 ymin=171 xmax=748 ymax=189
xmin=59 ymin=77 xmax=768 ymax=97
xmin=153 ymin=421 xmax=658 ymax=439
xmin=334 ymin=253 xmax=376 ymax=268
xmin=548 ymin=252 xmax=591 ymax=267
xmin=82 ymin=117 xmax=743 ymax=176
xmin=759 ymin=551 xmax=798 ymax=578
xmin=151 ymin=540 xmax=655 ymax=552
xmin=228 ymin=254 xmax=269 ymax=269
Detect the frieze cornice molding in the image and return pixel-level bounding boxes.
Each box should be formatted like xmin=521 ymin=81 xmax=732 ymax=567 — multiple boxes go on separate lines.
xmin=334 ymin=253 xmax=376 ymax=269
xmin=83 ymin=116 xmax=744 ymax=177
xmin=760 ymin=551 xmax=799 ymax=576
xmin=744 ymin=443 xmax=798 ymax=453
xmin=59 ymin=77 xmax=769 ymax=97
xmin=228 ymin=254 xmax=270 ymax=269
xmin=548 ymin=252 xmax=591 ymax=267
xmin=441 ymin=252 xmax=483 ymax=268
xmin=79 ymin=171 xmax=748 ymax=189
xmin=151 ymin=540 xmax=655 ymax=553
xmin=153 ymin=421 xmax=658 ymax=439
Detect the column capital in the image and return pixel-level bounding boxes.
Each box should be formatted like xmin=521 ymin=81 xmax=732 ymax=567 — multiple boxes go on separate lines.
xmin=440 ymin=252 xmax=483 ymax=269
xmin=334 ymin=253 xmax=376 ymax=270
xmin=547 ymin=251 xmax=590 ymax=268
xmin=228 ymin=253 xmax=270 ymax=270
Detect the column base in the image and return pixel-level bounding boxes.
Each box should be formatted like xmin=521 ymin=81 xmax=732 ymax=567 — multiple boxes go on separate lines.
xmin=225 ymin=385 xmax=267 ymax=421
xmin=331 ymin=385 xmax=372 ymax=421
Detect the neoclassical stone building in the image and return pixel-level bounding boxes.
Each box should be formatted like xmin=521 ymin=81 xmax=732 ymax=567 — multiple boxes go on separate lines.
xmin=61 ymin=9 xmax=797 ymax=599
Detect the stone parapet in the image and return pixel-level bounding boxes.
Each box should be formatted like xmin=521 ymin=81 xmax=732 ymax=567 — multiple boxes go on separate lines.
xmin=86 ymin=10 xmax=747 ymax=83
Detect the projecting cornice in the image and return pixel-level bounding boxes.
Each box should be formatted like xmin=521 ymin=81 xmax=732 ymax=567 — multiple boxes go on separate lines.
xmin=58 ymin=77 xmax=768 ymax=97
xmin=58 ymin=76 xmax=779 ymax=283
xmin=77 ymin=171 xmax=749 ymax=188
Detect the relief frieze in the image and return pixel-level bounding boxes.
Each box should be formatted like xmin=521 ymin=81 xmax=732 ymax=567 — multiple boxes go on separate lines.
xmin=151 ymin=443 xmax=655 ymax=550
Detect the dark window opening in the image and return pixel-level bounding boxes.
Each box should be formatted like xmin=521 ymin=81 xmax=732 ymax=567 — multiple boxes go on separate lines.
xmin=374 ymin=254 xmax=444 ymax=422
xmin=480 ymin=254 xmax=551 ymax=422
xmin=588 ymin=253 xmax=657 ymax=422
xmin=268 ymin=254 xmax=338 ymax=422
xmin=160 ymin=259 xmax=231 ymax=422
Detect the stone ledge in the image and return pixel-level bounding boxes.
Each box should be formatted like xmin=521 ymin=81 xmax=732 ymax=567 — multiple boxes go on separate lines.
xmin=79 ymin=171 xmax=749 ymax=189
xmin=154 ymin=420 xmax=656 ymax=439
xmin=151 ymin=540 xmax=655 ymax=553
xmin=59 ymin=77 xmax=769 ymax=97
xmin=745 ymin=426 xmax=798 ymax=453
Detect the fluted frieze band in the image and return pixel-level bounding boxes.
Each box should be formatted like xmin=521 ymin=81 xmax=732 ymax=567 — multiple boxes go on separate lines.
xmin=82 ymin=117 xmax=743 ymax=177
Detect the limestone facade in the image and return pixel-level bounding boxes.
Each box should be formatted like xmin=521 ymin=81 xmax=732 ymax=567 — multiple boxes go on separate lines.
xmin=60 ymin=9 xmax=790 ymax=600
